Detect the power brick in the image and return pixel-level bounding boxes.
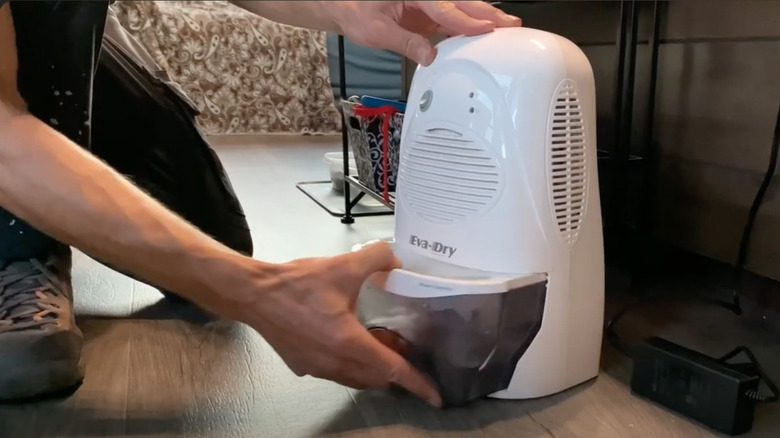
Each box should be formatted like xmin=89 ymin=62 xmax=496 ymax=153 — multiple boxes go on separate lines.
xmin=630 ymin=337 xmax=761 ymax=436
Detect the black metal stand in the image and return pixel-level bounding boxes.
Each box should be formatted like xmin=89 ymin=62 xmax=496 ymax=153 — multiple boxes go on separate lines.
xmin=606 ymin=0 xmax=666 ymax=284
xmin=338 ymin=36 xmax=356 ymax=224
xmin=608 ymin=0 xmax=642 ymax=232
xmin=295 ymin=180 xmax=392 ymax=218
xmin=346 ymin=176 xmax=395 ymax=210
xmin=634 ymin=0 xmax=663 ymax=274
xmin=296 ymin=35 xmax=395 ymax=222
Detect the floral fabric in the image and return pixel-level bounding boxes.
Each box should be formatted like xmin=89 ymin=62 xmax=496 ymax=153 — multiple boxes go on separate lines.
xmin=110 ymin=1 xmax=342 ymax=135
xmin=341 ymin=100 xmax=402 ymax=196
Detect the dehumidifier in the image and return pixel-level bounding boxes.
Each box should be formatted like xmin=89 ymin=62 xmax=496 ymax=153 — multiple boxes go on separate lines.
xmin=355 ymin=26 xmax=604 ymax=407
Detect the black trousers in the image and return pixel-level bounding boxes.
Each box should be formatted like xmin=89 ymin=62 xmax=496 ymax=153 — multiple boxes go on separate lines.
xmin=0 ymin=2 xmax=253 ymax=275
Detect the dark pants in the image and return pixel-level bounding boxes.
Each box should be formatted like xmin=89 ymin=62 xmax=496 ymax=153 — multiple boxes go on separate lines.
xmin=1 ymin=2 xmax=253 ymax=279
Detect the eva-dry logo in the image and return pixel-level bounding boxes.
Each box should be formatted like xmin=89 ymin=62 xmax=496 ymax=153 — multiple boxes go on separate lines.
xmin=409 ymin=235 xmax=457 ymax=258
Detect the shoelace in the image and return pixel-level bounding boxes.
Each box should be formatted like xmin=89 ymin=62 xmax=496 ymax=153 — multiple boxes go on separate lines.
xmin=0 ymin=259 xmax=65 ymax=333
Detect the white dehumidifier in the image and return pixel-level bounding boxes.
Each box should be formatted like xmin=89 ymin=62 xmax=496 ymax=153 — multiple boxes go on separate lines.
xmin=355 ymin=26 xmax=604 ymax=407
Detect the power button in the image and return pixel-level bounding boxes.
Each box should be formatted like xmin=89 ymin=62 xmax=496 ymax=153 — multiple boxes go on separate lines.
xmin=420 ymin=90 xmax=433 ymax=112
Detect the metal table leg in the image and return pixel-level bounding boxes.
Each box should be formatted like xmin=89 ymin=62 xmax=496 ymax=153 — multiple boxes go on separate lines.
xmin=337 ymin=35 xmax=355 ymax=224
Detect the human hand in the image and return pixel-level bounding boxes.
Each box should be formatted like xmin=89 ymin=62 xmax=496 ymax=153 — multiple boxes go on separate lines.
xmin=336 ymin=1 xmax=521 ymax=65
xmin=239 ymin=241 xmax=442 ymax=407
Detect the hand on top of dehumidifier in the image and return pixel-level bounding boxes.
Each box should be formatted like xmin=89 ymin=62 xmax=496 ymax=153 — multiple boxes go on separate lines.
xmin=336 ymin=1 xmax=522 ymax=66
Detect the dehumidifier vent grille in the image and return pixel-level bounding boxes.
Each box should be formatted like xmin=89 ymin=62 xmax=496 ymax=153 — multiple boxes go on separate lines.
xmin=401 ymin=128 xmax=500 ymax=224
xmin=549 ymin=79 xmax=587 ymax=246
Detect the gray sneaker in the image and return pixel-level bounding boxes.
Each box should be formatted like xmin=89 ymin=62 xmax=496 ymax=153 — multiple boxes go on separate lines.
xmin=0 ymin=249 xmax=83 ymax=401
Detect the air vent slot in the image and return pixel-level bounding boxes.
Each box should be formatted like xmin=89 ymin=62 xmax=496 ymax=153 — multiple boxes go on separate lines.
xmin=426 ymin=128 xmax=463 ymax=138
xmin=548 ymin=80 xmax=588 ymax=245
xmin=401 ymin=130 xmax=501 ymax=224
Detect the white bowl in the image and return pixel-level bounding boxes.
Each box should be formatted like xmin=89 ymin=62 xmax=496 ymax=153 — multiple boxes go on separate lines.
xmin=323 ymin=151 xmax=357 ymax=192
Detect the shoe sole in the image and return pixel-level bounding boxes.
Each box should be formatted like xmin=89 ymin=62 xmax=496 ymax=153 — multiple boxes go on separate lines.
xmin=0 ymin=331 xmax=84 ymax=402
xmin=0 ymin=358 xmax=83 ymax=402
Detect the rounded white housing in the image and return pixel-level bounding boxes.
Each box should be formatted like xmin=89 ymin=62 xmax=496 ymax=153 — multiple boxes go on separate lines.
xmin=392 ymin=27 xmax=605 ymax=399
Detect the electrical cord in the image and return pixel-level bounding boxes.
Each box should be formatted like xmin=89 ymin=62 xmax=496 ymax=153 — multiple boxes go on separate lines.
xmin=606 ymin=294 xmax=738 ymax=359
xmin=718 ymin=346 xmax=780 ymax=403
xmin=733 ymin=96 xmax=780 ymax=312
xmin=606 ymin=95 xmax=780 ymax=404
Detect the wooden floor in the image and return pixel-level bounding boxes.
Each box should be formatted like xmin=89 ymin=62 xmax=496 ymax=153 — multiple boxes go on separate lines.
xmin=1 ymin=135 xmax=778 ymax=438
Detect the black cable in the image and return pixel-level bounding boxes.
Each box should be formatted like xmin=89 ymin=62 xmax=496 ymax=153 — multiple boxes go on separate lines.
xmin=606 ymin=293 xmax=739 ymax=360
xmin=605 ymin=300 xmax=640 ymax=359
xmin=732 ymin=97 xmax=780 ymax=312
xmin=718 ymin=346 xmax=780 ymax=403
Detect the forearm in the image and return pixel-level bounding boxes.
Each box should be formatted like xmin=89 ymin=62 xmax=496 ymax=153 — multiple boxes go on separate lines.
xmin=230 ymin=0 xmax=345 ymax=33
xmin=0 ymin=105 xmax=273 ymax=317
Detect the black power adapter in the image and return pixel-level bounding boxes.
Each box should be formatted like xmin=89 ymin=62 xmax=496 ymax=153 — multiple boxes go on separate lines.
xmin=630 ymin=337 xmax=764 ymax=436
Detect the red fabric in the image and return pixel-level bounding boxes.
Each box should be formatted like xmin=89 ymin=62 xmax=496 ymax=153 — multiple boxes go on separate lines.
xmin=353 ymin=104 xmax=399 ymax=203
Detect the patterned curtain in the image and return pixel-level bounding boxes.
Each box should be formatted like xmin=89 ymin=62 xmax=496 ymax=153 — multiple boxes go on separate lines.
xmin=110 ymin=1 xmax=342 ymax=135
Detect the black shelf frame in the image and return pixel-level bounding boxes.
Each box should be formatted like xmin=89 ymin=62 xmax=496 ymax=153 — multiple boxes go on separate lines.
xmin=346 ymin=175 xmax=396 ymax=210
xmin=605 ymin=0 xmax=664 ymax=277
xmin=295 ymin=35 xmax=395 ymax=222
xmin=295 ymin=180 xmax=392 ymax=218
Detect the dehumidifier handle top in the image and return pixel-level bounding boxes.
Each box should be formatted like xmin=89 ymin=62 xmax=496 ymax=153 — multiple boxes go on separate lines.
xmin=383 ymin=268 xmax=546 ymax=298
